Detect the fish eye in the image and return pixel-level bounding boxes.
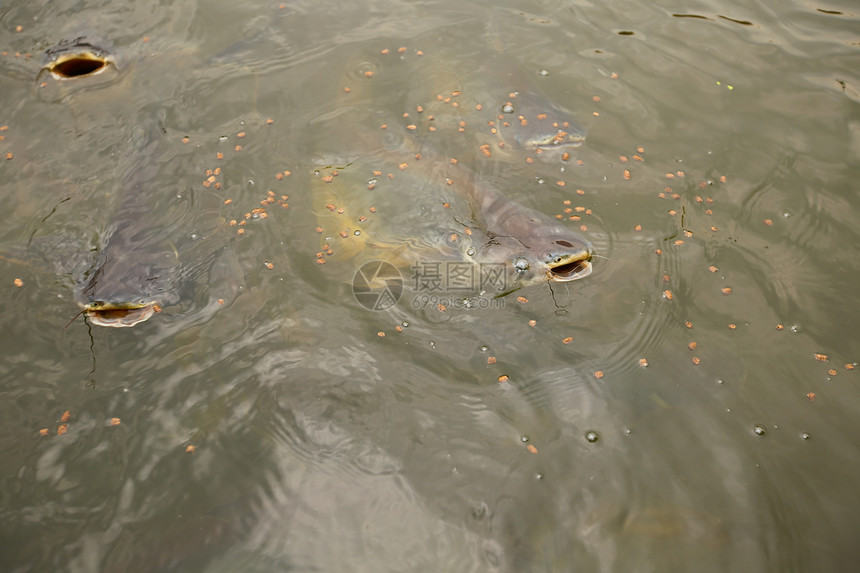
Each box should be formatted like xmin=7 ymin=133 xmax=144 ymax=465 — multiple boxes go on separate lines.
xmin=555 ymin=256 xmax=563 ymax=263
xmin=555 ymin=240 xmax=574 ymax=248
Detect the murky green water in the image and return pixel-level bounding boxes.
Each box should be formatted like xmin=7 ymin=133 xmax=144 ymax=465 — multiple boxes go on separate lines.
xmin=1 ymin=0 xmax=859 ymax=571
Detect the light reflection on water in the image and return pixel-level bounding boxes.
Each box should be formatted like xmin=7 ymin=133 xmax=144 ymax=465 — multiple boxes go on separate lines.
xmin=1 ymin=0 xmax=859 ymax=571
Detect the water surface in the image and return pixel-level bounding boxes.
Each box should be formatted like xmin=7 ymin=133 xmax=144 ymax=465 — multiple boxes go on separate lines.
xmin=1 ymin=0 xmax=859 ymax=571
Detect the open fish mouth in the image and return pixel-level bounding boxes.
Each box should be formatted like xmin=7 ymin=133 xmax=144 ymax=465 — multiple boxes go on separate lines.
xmin=82 ymin=301 xmax=161 ymax=328
xmin=41 ymin=39 xmax=114 ymax=80
xmin=547 ymin=253 xmax=593 ymax=282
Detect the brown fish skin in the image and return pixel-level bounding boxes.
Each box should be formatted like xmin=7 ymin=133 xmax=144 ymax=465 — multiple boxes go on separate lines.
xmin=494 ymin=91 xmax=587 ymax=156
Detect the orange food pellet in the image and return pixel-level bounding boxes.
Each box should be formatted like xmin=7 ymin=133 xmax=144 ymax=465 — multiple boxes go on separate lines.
xmin=763 ymin=219 xmax=773 ymax=226
xmin=181 ymin=136 xmax=190 ymax=143
xmin=846 ymin=364 xmax=856 ymax=370
xmin=688 ymin=342 xmax=698 ymax=351
xmin=685 ymin=321 xmax=693 ymax=328
xmin=517 ymin=296 xmax=528 ymax=303
xmin=828 ymin=369 xmax=838 ymax=376
xmin=487 ymin=356 xmax=497 ymax=365
xmin=594 ymin=371 xmax=604 ymax=379
xmin=721 ymin=287 xmax=732 ymax=295
xmin=623 ymin=170 xmax=631 ymax=180
xmin=264 ymin=262 xmax=274 ymax=270
xmin=814 ymin=353 xmax=828 ymax=363
xmin=528 ymin=320 xmax=537 ymax=327
xmin=776 ymin=324 xmax=785 ymax=330
xmin=437 ymin=304 xmax=447 ymax=312
xmin=633 ymin=224 xmax=642 ymax=231
xmin=217 ymin=299 xmax=225 ymax=304
xmin=60 ymin=410 xmax=71 ymax=423
xmin=57 ymin=424 xmax=68 ymax=435
xmin=708 ymin=265 xmax=719 ymax=273
xmin=498 ymin=375 xmax=509 ymax=383
xmin=663 ymin=290 xmax=673 ymax=300
xmin=562 ymin=337 xmax=574 ymax=344
xmin=807 ymin=392 xmax=815 ymax=401
xmin=39 ymin=428 xmax=49 ymax=436
xmin=728 ymin=323 xmax=737 ymax=330
xmin=526 ymin=444 xmax=538 ymax=454
xmin=639 ymin=358 xmax=649 ymax=367
xmin=691 ymin=357 xmax=701 ymax=365
xmin=110 ymin=418 xmax=121 ymax=426
xmin=13 ymin=278 xmax=23 ymax=287
xmin=185 ymin=444 xmax=196 ymax=454
xmin=377 ymin=331 xmax=385 ymax=337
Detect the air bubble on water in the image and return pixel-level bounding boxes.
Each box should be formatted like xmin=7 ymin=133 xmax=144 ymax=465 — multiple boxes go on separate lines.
xmin=521 ymin=435 xmax=529 ymax=443
xmin=354 ymin=230 xmax=361 ymax=236
xmin=367 ymin=178 xmax=378 ymax=187
xmin=176 ymin=193 xmax=182 ymax=199
xmin=535 ymin=473 xmax=544 ymax=480
xmin=585 ymin=431 xmax=599 ymax=443
xmin=789 ymin=324 xmax=801 ymax=333
xmin=219 ymin=135 xmax=228 ymax=142
xmin=401 ymin=321 xmax=409 ymax=328
xmin=480 ymin=345 xmax=488 ymax=352
xmin=466 ymin=247 xmax=476 ymax=256
xmin=753 ymin=424 xmax=766 ymax=436
xmin=782 ymin=212 xmax=790 ymax=218
xmin=716 ymin=379 xmax=725 ymax=385
xmin=247 ymin=179 xmax=255 ymax=186
xmin=535 ymin=176 xmax=545 ymax=185
xmin=190 ymin=233 xmax=198 ymax=240
xmin=538 ymin=69 xmax=550 ymax=76
xmin=429 ymin=340 xmax=436 ymax=349
xmin=624 ymin=428 xmax=632 ymax=435
xmin=514 ymin=257 xmax=530 ymax=271
xmin=501 ymin=103 xmax=515 ymax=114
xmin=801 ymin=433 xmax=810 ymax=440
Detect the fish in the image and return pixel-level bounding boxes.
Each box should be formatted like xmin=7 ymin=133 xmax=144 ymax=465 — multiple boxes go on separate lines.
xmin=39 ymin=34 xmax=118 ymax=81
xmin=14 ymin=35 xmax=240 ymax=327
xmin=311 ymin=123 xmax=592 ymax=297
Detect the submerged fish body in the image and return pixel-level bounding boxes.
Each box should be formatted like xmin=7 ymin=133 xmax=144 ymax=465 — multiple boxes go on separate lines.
xmin=25 ymin=36 xmax=238 ymax=327
xmin=311 ymin=53 xmax=592 ymax=297
xmin=72 ymin=126 xmax=233 ymax=328
xmin=313 ymin=140 xmax=592 ymax=298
